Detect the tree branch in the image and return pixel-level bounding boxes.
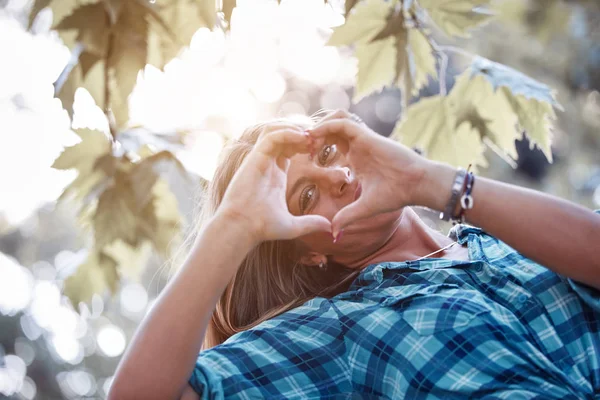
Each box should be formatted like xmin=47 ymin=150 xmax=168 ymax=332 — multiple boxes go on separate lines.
xmin=104 ymin=30 xmax=117 ymax=141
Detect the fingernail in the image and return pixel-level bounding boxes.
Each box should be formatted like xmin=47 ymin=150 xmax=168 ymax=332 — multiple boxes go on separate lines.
xmin=332 ymin=229 xmax=343 ymax=243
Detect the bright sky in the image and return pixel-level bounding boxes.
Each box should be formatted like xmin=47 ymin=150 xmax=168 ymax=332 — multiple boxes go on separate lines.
xmin=0 ymin=0 xmax=353 ymax=227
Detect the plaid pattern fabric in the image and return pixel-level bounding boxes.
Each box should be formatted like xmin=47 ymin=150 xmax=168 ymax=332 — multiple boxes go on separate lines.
xmin=189 ymin=211 xmax=600 ymax=399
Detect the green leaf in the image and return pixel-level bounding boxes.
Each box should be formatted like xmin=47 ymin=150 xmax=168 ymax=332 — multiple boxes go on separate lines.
xmin=418 ymin=0 xmax=493 ymax=38
xmin=392 ymin=95 xmax=487 ymax=169
xmin=55 ymin=2 xmax=109 ymax=56
xmin=327 ymin=0 xmax=393 ymax=46
xmin=353 ymin=36 xmax=396 ymax=102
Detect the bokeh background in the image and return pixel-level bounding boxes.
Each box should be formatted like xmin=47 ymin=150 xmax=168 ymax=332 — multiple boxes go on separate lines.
xmin=1 ymin=0 xmax=599 ymax=398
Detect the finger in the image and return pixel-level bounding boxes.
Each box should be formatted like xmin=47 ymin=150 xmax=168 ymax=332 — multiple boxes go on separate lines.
xmin=331 ymin=199 xmax=374 ymax=238
xmin=290 ymin=215 xmax=332 ymax=238
xmin=315 ymin=109 xmax=352 ymax=123
xmin=307 ymin=119 xmax=363 ymax=141
xmin=255 ymin=128 xmax=310 ymax=158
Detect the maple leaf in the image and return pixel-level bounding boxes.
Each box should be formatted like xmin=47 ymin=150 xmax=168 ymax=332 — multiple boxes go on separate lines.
xmin=55 ymin=2 xmax=109 ymax=56
xmin=63 ymin=250 xmax=119 ymax=305
xmin=391 ymin=95 xmax=487 ymax=169
xmin=353 ymin=37 xmax=396 ymax=102
xmin=147 ymin=0 xmax=216 ymax=69
xmin=449 ymin=72 xmax=520 ymax=160
xmin=466 ymin=57 xmax=560 ymax=161
xmin=327 ymin=0 xmax=393 ymax=46
xmin=93 ymin=171 xmax=139 ymax=248
xmin=418 ymin=0 xmax=493 ymax=38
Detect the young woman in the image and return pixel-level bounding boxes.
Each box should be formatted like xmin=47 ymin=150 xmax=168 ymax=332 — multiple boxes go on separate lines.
xmin=109 ymin=110 xmax=600 ymax=399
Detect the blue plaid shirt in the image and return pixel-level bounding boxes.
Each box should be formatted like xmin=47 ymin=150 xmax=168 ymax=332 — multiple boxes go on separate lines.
xmin=189 ymin=212 xmax=600 ymax=399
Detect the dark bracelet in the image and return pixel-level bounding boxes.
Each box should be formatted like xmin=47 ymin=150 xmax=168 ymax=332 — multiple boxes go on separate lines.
xmin=453 ymin=171 xmax=475 ymax=225
xmin=440 ymin=168 xmax=467 ymax=221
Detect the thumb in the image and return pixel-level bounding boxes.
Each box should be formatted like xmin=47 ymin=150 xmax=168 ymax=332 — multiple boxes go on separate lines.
xmin=290 ymin=215 xmax=332 ymax=237
xmin=331 ymin=200 xmax=373 ymax=238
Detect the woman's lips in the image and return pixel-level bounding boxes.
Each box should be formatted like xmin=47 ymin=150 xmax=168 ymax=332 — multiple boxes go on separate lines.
xmin=354 ymin=183 xmax=362 ymax=201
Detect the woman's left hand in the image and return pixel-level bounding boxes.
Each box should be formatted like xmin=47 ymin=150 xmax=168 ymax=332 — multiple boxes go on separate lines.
xmin=217 ymin=126 xmax=332 ymax=244
xmin=307 ymin=111 xmax=431 ymax=238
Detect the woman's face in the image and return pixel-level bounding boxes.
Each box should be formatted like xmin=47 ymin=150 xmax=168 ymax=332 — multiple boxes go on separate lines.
xmin=285 ymin=136 xmax=403 ymax=263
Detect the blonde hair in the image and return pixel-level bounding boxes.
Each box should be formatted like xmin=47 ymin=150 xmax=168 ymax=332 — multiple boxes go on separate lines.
xmin=193 ymin=113 xmax=361 ymax=350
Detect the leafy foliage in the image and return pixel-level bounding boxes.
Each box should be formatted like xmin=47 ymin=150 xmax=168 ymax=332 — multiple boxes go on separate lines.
xmin=327 ymin=0 xmax=437 ymax=104
xmin=418 ymin=0 xmax=493 ymax=38
xmin=327 ymin=0 xmax=559 ymax=169
xmin=42 ymin=0 xmax=561 ymax=306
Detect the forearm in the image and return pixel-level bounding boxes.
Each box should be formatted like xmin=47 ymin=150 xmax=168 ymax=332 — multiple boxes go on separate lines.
xmin=419 ymin=162 xmax=600 ymax=289
xmin=109 ymin=214 xmax=256 ymax=400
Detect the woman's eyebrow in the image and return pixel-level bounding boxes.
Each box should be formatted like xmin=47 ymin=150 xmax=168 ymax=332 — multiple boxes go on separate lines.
xmin=286 ymin=176 xmax=310 ymax=206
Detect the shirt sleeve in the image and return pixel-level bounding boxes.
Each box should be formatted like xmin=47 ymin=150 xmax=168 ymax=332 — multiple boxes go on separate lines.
xmin=567 ymin=209 xmax=600 ymax=312
xmin=188 ymin=298 xmax=351 ymax=399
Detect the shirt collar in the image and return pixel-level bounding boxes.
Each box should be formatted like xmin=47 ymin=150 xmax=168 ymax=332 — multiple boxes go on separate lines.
xmin=351 ymin=223 xmax=483 ymax=288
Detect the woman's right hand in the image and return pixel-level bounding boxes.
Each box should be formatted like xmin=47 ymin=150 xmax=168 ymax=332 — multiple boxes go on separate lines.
xmin=216 ymin=126 xmax=332 ymax=245
xmin=307 ymin=111 xmax=433 ymax=238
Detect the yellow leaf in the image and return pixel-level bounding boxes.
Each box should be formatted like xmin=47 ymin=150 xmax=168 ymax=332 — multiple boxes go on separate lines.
xmin=28 ymin=0 xmax=51 ymax=28
xmin=222 ymin=0 xmax=235 ymax=25
xmin=136 ymin=179 xmax=183 ymax=256
xmin=464 ymin=57 xmax=559 ymax=162
xmin=79 ymin=51 xmax=101 ymax=79
xmin=52 ymin=128 xmax=110 ymax=170
xmin=345 ymin=0 xmax=361 ymax=15
xmin=55 ymin=2 xmax=109 ymax=56
xmin=494 ymin=0 xmax=526 ymax=26
xmin=108 ymin=2 xmax=150 ymax=129
xmin=327 ymin=0 xmax=393 ymax=46
xmin=532 ymin=0 xmax=571 ymax=44
xmin=449 ymin=72 xmax=520 ymax=160
xmin=148 ymin=0 xmax=216 ymax=69
xmin=56 ymin=63 xmax=81 ymax=118
xmin=93 ymin=172 xmax=138 ymax=248
xmin=63 ymin=250 xmax=119 ymax=305
xmin=391 ymin=95 xmax=487 ymax=169
xmin=30 ymin=0 xmax=99 ymax=29
xmin=152 ymin=178 xmax=182 ymax=224
xmin=501 ymin=88 xmax=555 ymax=162
xmin=418 ymin=0 xmax=493 ymax=38
xmin=407 ymin=29 xmax=437 ymax=95
xmin=353 ymin=36 xmax=396 ymax=102
xmin=58 ymin=169 xmax=106 ymax=203
xmin=103 ymin=239 xmax=152 ymax=281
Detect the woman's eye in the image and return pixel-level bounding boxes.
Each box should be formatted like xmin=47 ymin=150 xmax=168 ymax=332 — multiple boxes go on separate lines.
xmin=299 ymin=185 xmax=317 ymax=214
xmin=318 ymin=144 xmax=337 ymax=166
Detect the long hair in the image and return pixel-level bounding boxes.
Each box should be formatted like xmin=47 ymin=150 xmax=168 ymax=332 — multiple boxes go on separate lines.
xmin=185 ymin=113 xmax=361 ymax=350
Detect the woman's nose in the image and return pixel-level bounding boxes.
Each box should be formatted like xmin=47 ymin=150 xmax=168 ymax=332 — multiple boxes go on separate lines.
xmin=321 ymin=166 xmax=352 ymax=197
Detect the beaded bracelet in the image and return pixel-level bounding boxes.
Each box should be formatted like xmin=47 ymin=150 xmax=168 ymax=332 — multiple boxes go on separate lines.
xmin=439 ymin=168 xmax=467 ymax=221
xmin=453 ymin=165 xmax=475 ymax=225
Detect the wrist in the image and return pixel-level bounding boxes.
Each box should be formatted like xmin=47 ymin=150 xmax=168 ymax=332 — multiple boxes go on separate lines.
xmin=413 ymin=161 xmax=458 ymax=212
xmin=206 ymin=208 xmax=262 ymax=249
